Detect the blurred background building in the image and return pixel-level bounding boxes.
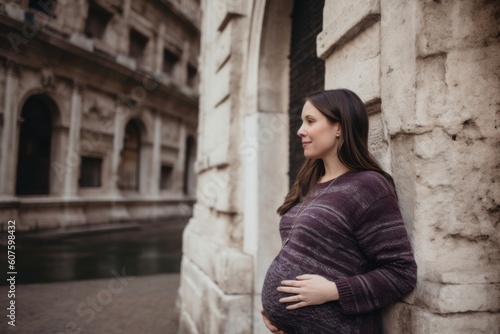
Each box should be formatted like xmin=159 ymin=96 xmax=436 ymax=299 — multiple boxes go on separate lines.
xmin=178 ymin=0 xmax=499 ymax=333
xmin=0 ymin=0 xmax=200 ymax=231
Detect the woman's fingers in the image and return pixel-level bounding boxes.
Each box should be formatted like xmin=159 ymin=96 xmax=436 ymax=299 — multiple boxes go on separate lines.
xmin=296 ymin=274 xmax=313 ymax=280
xmin=278 ymin=294 xmax=301 ymax=303
xmin=277 ymin=274 xmax=339 ymax=308
xmin=276 ymin=285 xmax=300 ymax=294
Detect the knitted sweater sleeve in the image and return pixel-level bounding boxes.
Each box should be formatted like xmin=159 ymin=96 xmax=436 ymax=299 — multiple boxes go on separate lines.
xmin=334 ymin=192 xmax=417 ymax=315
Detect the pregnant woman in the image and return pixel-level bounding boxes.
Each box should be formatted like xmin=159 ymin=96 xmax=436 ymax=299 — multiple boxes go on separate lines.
xmin=261 ymin=89 xmax=417 ymax=334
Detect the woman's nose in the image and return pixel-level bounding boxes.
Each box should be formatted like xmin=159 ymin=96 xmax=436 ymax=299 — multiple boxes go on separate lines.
xmin=297 ymin=125 xmax=306 ymax=137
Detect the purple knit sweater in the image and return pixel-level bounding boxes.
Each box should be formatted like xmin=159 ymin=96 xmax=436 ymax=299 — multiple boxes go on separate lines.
xmin=261 ymin=171 xmax=417 ymax=334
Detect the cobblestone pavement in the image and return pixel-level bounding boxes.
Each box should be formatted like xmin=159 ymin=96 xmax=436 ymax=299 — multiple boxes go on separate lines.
xmin=0 ymin=273 xmax=180 ymax=334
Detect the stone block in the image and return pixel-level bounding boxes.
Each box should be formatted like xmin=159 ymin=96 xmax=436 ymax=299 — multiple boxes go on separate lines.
xmin=195 ymin=167 xmax=240 ymax=213
xmin=178 ymin=309 xmax=199 ymax=334
xmin=215 ymin=22 xmax=231 ymax=70
xmin=69 ymin=33 xmax=94 ymax=52
xmin=4 ymin=2 xmax=24 ymax=22
xmin=215 ymin=248 xmax=253 ymax=294
xmin=324 ymin=22 xmax=381 ymax=103
xmin=212 ymin=60 xmax=231 ymax=107
xmin=201 ymin=98 xmax=231 ymax=166
xmin=211 ymin=0 xmax=248 ymax=32
xmin=179 ymin=257 xmax=252 ymax=334
xmin=445 ymin=44 xmax=500 ymax=136
xmin=220 ymin=294 xmax=252 ymax=334
xmin=417 ymin=0 xmax=500 ymax=57
xmin=183 ymin=222 xmax=222 ymax=280
xmin=116 ymin=54 xmax=137 ymax=71
xmin=178 ymin=257 xmax=217 ymax=333
xmin=389 ymin=135 xmax=417 ymax=233
xmin=412 ymin=307 xmax=500 ymax=334
xmin=382 ymin=302 xmax=414 ymax=334
xmin=368 ymin=111 xmax=391 ymax=172
xmin=318 ymin=0 xmax=379 ymax=59
xmin=415 ymin=53 xmax=447 ymax=131
xmin=416 ymin=280 xmax=500 ymax=313
xmin=380 ymin=0 xmax=418 ymax=135
xmin=428 ymin=270 xmax=500 ymax=286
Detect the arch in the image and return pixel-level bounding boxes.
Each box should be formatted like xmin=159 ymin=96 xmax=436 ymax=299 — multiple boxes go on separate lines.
xmin=242 ymin=0 xmax=294 ymax=321
xmin=124 ymin=107 xmax=154 ymax=145
xmin=16 ymin=94 xmax=58 ymax=195
xmin=17 ymin=89 xmax=64 ymax=126
xmin=118 ymin=119 xmax=143 ymax=191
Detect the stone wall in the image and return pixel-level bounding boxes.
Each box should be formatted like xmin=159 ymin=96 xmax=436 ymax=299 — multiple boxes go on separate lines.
xmin=178 ymin=0 xmax=499 ymax=333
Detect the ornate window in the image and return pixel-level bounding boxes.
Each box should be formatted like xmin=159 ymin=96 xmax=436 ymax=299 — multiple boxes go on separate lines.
xmin=129 ymin=29 xmax=149 ymax=63
xmin=84 ymin=1 xmax=112 ymax=39
xmin=163 ymin=49 xmax=179 ymax=75
xmin=28 ymin=0 xmax=57 ymax=17
xmin=79 ymin=156 xmax=102 ymax=188
xmin=160 ymin=165 xmax=173 ymax=190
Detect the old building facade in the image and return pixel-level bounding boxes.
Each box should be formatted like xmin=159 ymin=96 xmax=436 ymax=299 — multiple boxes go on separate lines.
xmin=178 ymin=0 xmax=499 ymax=333
xmin=0 ymin=0 xmax=200 ymax=230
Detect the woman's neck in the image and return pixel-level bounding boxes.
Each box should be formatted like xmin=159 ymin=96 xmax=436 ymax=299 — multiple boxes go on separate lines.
xmin=320 ymin=157 xmax=349 ymax=182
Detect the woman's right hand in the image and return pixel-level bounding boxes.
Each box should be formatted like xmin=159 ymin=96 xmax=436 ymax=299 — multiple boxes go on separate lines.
xmin=260 ymin=309 xmax=287 ymax=334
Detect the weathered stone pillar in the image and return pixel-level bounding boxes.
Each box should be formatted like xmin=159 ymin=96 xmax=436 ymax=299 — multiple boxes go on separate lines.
xmin=0 ymin=61 xmax=19 ymax=198
xmin=174 ymin=122 xmax=186 ymax=194
xmin=118 ymin=0 xmax=132 ymax=55
xmin=241 ymin=1 xmax=293 ymax=332
xmin=109 ymin=104 xmax=125 ymax=196
xmin=62 ymin=83 xmax=83 ymax=198
xmin=178 ymin=1 xmax=253 ymax=333
xmin=150 ymin=109 xmax=162 ymax=195
xmin=379 ymin=0 xmax=500 ymax=332
xmin=154 ymin=23 xmax=166 ymax=73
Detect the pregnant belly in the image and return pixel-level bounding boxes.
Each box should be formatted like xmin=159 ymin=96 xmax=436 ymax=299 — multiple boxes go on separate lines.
xmin=261 ymin=254 xmax=346 ymax=333
xmin=261 ymin=255 xmax=297 ymax=325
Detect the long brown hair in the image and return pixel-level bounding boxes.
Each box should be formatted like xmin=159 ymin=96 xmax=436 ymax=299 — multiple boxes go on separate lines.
xmin=277 ymin=89 xmax=396 ymax=215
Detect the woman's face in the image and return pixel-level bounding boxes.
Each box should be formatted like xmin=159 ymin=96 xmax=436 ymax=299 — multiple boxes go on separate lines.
xmin=297 ymin=101 xmax=341 ymax=160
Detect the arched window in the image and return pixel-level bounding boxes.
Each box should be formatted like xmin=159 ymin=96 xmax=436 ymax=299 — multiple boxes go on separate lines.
xmin=118 ymin=120 xmax=141 ymax=191
xmin=16 ymin=95 xmax=55 ymax=195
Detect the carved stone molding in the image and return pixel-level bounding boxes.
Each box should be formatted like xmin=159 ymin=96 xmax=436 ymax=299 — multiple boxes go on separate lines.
xmin=3 ymin=59 xmax=20 ymax=77
xmin=40 ymin=69 xmax=55 ymax=89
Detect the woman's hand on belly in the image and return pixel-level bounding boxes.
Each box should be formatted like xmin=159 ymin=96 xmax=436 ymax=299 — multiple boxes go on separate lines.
xmin=277 ymin=274 xmax=339 ymax=310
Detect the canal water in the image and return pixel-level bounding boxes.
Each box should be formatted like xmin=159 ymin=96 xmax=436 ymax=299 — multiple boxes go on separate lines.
xmin=0 ymin=219 xmax=187 ymax=284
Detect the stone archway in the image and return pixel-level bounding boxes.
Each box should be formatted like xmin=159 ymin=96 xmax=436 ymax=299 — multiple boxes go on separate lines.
xmin=242 ymin=0 xmax=295 ymax=330
xmin=16 ymin=94 xmax=58 ymax=195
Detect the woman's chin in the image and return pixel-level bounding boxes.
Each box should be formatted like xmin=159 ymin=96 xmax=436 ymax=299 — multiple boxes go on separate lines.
xmin=303 ymin=152 xmax=316 ymax=159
